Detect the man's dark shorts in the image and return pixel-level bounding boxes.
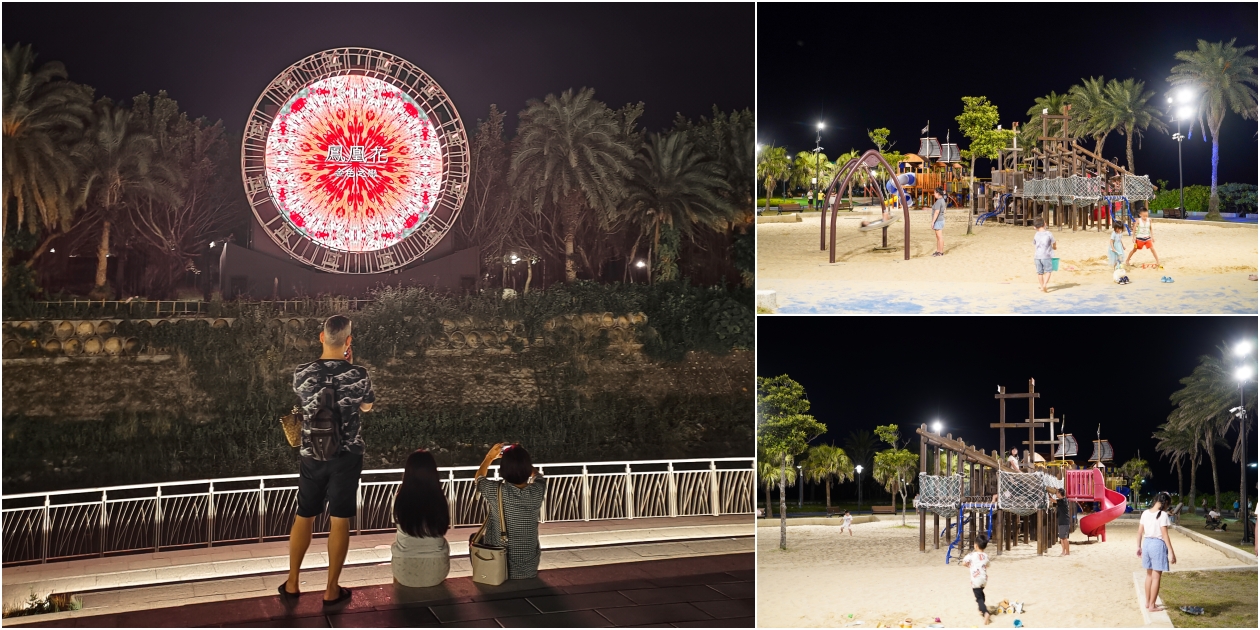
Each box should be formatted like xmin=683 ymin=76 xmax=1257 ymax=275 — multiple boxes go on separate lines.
xmin=297 ymin=453 xmax=363 ymax=518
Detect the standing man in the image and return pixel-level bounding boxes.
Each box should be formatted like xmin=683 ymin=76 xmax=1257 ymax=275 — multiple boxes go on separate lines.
xmin=931 ymin=188 xmax=946 ymax=257
xmin=1050 ymin=488 xmax=1070 ymax=555
xmin=279 ymin=315 xmax=376 ymax=606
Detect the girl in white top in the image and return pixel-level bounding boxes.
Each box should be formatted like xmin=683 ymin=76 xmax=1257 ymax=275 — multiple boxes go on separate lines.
xmin=390 ymin=449 xmax=451 ymax=587
xmin=1136 ymin=491 xmax=1176 ymax=613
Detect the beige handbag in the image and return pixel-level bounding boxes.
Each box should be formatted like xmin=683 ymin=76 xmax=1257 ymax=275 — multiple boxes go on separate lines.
xmin=469 ymin=481 xmax=509 ymax=585
xmin=279 ymin=406 xmax=302 ymax=448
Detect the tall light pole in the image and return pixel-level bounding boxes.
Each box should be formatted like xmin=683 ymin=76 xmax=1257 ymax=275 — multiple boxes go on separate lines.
xmin=1169 ymin=89 xmax=1195 ymax=216
xmin=813 ymin=122 xmax=824 ymax=210
xmin=797 ymin=464 xmax=804 ymax=508
xmin=1234 ymin=340 xmax=1254 ymax=544
xmin=855 ymin=464 xmax=864 ymax=512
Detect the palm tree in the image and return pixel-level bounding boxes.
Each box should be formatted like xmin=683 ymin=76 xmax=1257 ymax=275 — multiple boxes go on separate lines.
xmin=1168 ymin=350 xmax=1244 ymax=511
xmin=2 ymin=44 xmax=92 ymax=271
xmin=756 ymin=145 xmax=789 ymax=212
xmin=619 ymin=132 xmax=736 ymax=282
xmin=510 ymin=87 xmax=636 ymax=282
xmin=1027 ymin=91 xmax=1071 ymax=137
xmin=1154 ymin=424 xmax=1193 ymax=507
xmin=1167 ymin=39 xmax=1258 ymax=219
xmin=1068 ymin=76 xmax=1118 ymax=159
xmin=843 ymin=429 xmax=879 ymax=507
xmin=1103 ymin=78 xmax=1168 ymax=173
xmin=832 ymin=149 xmax=860 ymax=201
xmin=76 ymin=98 xmax=173 ymax=297
xmin=802 ymin=443 xmax=855 ymax=511
xmin=757 ymin=448 xmax=796 ymax=519
xmin=1118 ymin=455 xmax=1153 ymax=506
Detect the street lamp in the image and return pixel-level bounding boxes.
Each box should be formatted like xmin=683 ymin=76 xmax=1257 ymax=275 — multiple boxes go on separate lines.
xmin=855 ymin=464 xmax=864 ymax=513
xmin=1234 ymin=340 xmax=1254 ymax=543
xmin=812 ymin=122 xmax=825 ymax=210
xmin=797 ymin=464 xmax=804 ymax=508
xmin=932 ymin=420 xmax=943 ymax=434
xmin=1169 ymin=97 xmax=1195 ymax=217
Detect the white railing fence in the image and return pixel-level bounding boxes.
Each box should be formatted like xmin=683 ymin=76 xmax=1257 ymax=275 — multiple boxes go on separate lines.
xmin=1 ymin=458 xmax=754 ymax=566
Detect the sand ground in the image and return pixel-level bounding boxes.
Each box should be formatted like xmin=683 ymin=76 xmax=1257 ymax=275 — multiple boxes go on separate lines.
xmin=756 ymin=517 xmax=1244 ymax=628
xmin=757 ymin=208 xmax=1258 ymax=313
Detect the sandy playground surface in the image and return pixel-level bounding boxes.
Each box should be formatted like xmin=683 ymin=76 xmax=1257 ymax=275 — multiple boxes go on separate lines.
xmin=757 ymin=208 xmax=1258 ymax=313
xmin=756 ymin=517 xmax=1245 ymax=628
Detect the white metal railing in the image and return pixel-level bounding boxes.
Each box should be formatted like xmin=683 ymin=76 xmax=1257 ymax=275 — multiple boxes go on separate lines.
xmin=1 ymin=458 xmax=754 ymax=566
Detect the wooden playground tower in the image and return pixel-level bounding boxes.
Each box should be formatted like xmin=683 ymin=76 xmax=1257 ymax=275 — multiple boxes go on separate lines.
xmin=897 ymin=134 xmax=966 ymax=207
xmin=917 ymin=379 xmax=1068 ymax=559
xmin=976 ymin=106 xmax=1155 ymax=230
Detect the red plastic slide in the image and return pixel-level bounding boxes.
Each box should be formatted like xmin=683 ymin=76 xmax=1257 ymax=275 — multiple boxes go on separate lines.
xmin=1075 ymin=468 xmax=1127 ymax=541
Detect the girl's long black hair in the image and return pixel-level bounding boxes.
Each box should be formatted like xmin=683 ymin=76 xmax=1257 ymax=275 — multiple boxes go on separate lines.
xmin=1153 ymin=491 xmax=1172 ymax=520
xmin=394 ymin=449 xmax=450 ymax=538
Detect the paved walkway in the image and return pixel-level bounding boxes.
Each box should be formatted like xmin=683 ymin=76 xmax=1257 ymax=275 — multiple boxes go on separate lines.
xmin=4 ymin=516 xmax=750 ymax=625
xmin=13 ymin=553 xmax=753 ymax=627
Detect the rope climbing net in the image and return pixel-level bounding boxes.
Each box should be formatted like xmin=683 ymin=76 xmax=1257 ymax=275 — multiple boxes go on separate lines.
xmin=997 ymin=471 xmax=1050 ymax=516
xmin=1122 ymin=174 xmax=1154 ymax=201
xmin=1068 ymin=175 xmax=1102 ymax=201
xmin=915 ymin=473 xmax=963 ymax=518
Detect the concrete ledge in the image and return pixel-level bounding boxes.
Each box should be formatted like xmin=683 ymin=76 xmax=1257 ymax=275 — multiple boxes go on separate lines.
xmin=1132 ymin=571 xmax=1174 ymax=627
xmin=1171 ymin=524 xmax=1258 ymax=564
xmin=1151 ymin=218 xmax=1257 ymax=228
xmin=757 ymin=214 xmax=801 ymax=224
xmin=755 ymin=515 xmax=884 ymax=527
xmin=755 ymin=290 xmax=777 ymax=312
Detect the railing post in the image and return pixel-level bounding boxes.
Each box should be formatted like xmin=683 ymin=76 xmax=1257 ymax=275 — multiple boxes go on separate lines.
xmin=258 ymin=479 xmax=266 ymax=543
xmin=710 ymin=461 xmax=720 ymax=516
xmin=667 ymin=462 xmax=678 ymax=518
xmin=355 ymin=480 xmax=363 ymax=536
xmin=581 ymin=466 xmax=591 ymax=522
xmin=155 ymin=486 xmax=163 ymax=551
xmin=625 ymin=464 xmax=634 ymax=520
xmin=207 ymin=481 xmax=215 ymax=548
xmin=100 ymin=490 xmax=108 ymax=557
xmin=42 ymin=495 xmax=50 ymax=564
xmin=447 ymin=470 xmax=457 ymax=525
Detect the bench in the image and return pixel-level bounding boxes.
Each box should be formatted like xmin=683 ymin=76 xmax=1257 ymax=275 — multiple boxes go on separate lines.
xmin=825 ymin=506 xmax=845 ymax=517
xmin=1163 ymin=207 xmax=1184 ymax=219
xmin=871 ymin=505 xmax=896 ymax=515
xmin=780 ymin=203 xmax=802 ymax=213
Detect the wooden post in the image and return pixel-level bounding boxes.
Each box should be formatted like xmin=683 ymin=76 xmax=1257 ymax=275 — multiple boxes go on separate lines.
xmin=920 ymin=426 xmax=928 ymax=553
xmin=933 ymin=444 xmax=941 ymax=550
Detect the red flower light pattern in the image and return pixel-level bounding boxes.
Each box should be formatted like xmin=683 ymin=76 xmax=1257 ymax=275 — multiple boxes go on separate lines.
xmin=264 ymin=75 xmax=443 ymax=252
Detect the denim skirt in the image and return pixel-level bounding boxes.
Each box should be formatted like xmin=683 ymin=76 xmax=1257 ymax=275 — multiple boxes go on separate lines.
xmin=1141 ymin=536 xmax=1169 ymax=572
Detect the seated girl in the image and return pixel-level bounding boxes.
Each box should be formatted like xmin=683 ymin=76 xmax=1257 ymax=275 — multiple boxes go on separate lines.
xmin=391 ymin=449 xmax=451 ymax=587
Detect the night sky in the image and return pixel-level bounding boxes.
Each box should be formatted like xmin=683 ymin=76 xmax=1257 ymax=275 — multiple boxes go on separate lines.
xmin=758 ymin=2 xmax=1258 ymax=190
xmin=757 ymin=316 xmax=1258 ymax=499
xmin=4 ymin=3 xmax=753 ymax=136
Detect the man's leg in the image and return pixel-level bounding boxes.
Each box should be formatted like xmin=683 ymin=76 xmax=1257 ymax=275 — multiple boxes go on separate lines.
xmin=286 ymin=516 xmax=315 ymax=594
xmin=325 ymin=517 xmax=352 ymax=601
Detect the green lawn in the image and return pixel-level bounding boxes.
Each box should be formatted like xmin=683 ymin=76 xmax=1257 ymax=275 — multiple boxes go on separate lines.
xmin=1160 ymin=570 xmax=1256 ymax=628
xmin=1176 ymin=514 xmax=1257 ymax=553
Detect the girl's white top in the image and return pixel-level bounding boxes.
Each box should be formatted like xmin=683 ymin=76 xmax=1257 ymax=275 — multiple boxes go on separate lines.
xmin=1139 ymin=509 xmax=1171 ymax=539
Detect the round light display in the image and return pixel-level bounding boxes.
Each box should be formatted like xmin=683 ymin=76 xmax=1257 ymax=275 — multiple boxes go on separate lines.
xmin=242 ymin=48 xmax=468 ymax=274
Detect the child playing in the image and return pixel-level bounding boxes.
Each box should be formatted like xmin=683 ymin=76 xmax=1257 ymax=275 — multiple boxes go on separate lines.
xmin=1032 ymin=219 xmax=1056 ymax=292
xmin=1108 ymin=221 xmax=1129 ymax=284
xmin=1125 ymin=206 xmax=1162 ymax=269
xmin=962 ymin=533 xmax=992 ymax=625
xmin=931 ymin=188 xmax=946 ymax=257
xmin=842 ymin=510 xmax=854 ymax=536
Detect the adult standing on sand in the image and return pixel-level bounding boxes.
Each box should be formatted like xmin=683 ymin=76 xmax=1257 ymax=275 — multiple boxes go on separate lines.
xmin=1137 ymin=492 xmax=1176 ymax=613
xmin=931 ymin=188 xmax=946 ymax=257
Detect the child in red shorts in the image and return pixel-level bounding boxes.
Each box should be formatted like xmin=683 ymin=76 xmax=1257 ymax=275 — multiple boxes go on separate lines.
xmin=1125 ymin=206 xmax=1162 ymax=269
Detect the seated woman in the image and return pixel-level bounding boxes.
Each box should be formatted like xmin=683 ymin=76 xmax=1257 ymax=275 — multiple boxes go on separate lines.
xmin=390 ymin=449 xmax=451 ymax=587
xmin=475 ymin=443 xmax=546 ymax=580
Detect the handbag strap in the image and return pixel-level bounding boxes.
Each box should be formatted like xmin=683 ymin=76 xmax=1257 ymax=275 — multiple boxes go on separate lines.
xmin=497 ymin=480 xmax=508 ymax=543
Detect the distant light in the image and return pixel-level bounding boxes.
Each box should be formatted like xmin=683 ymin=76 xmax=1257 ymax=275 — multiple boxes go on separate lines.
xmin=635 ymin=260 xmax=646 ymax=268
xmin=811 ymin=177 xmax=817 ymax=184
xmin=1167 ymin=97 xmax=1174 ymax=104
xmin=757 ymin=143 xmax=764 ymax=153
xmin=817 ymin=122 xmax=825 ymax=130
xmin=1250 ymin=462 xmax=1257 ymax=469
xmin=1236 ymin=341 xmax=1252 ymax=357
xmin=1236 ymin=366 xmax=1252 ymax=382
xmin=209 ymin=241 xmax=216 ymax=248
xmin=932 ymin=421 xmax=942 ymax=433
xmin=997 ymin=124 xmax=1002 ymax=130
xmin=1042 ymin=108 xmax=1048 ymax=115
xmin=1177 ymin=88 xmax=1194 ymax=104
xmin=1176 ymin=106 xmax=1195 ymax=121
xmin=855 ymin=464 xmax=864 ymax=474
xmin=49 ymin=248 xmax=55 ymax=253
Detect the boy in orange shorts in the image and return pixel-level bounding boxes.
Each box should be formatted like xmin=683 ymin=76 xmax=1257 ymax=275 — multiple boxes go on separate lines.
xmin=1125 ymin=206 xmax=1162 ymax=269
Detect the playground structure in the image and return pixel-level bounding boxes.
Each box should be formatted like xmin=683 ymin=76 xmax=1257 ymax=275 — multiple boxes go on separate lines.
xmin=914 ymin=379 xmax=1128 ymax=563
xmin=977 ymin=107 xmax=1156 ymax=230
xmin=821 ymin=150 xmax=916 ymax=261
xmin=895 ymin=134 xmax=967 ymax=208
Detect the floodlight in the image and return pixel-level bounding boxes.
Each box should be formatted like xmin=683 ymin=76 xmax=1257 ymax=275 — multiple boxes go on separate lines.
xmin=1235 ymin=341 xmax=1251 ymax=357
xmin=1236 ymin=366 xmax=1252 ymax=382
xmin=1177 ymin=88 xmax=1194 ymax=104
xmin=817 ymin=122 xmax=825 ymax=130
xmin=932 ymin=421 xmax=942 ymax=433
xmin=1176 ymin=107 xmax=1195 ymax=121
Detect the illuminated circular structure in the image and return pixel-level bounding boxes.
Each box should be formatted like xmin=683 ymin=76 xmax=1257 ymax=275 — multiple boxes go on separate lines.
xmin=241 ymin=48 xmax=468 ymax=273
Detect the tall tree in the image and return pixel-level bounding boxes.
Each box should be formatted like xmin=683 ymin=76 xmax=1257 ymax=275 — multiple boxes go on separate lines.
xmin=1027 ymin=91 xmax=1071 ymax=136
xmin=455 ymin=105 xmax=520 ymax=277
xmin=872 ymin=424 xmax=919 ymax=525
xmin=1168 ymin=350 xmax=1245 ymax=511
xmin=619 ymin=132 xmax=736 ymax=282
xmin=76 ymin=98 xmax=172 ymax=298
xmin=843 ymin=429 xmax=879 ymax=505
xmin=670 ymin=107 xmax=755 ymax=216
xmin=2 ymin=44 xmax=92 ymax=275
xmin=1068 ymin=76 xmax=1118 ymax=159
xmin=956 ymin=96 xmax=1015 ymax=235
xmin=1153 ymin=425 xmax=1192 ymax=507
xmin=802 ymin=443 xmax=854 ymax=512
xmin=510 ymin=87 xmax=635 ymax=282
xmin=1103 ymin=78 xmax=1168 ymax=173
xmin=1118 ymin=455 xmax=1153 ymax=506
xmin=758 ymin=448 xmax=796 ymax=519
xmin=757 ymin=375 xmax=826 ymax=550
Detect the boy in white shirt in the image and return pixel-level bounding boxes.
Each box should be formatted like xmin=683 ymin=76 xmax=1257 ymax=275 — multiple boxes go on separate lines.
xmin=962 ymin=533 xmax=992 ymax=625
xmin=1125 ymin=206 xmax=1162 ymax=269
xmin=842 ymin=510 xmax=854 ymax=536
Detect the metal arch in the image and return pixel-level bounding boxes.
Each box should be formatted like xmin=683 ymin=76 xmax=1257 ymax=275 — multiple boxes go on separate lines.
xmin=239 ymin=47 xmax=470 ymax=274
xmin=820 ymin=150 xmax=913 ymax=261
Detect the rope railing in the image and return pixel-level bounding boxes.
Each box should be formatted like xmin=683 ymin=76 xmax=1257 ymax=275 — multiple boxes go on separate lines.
xmin=0 ymin=457 xmax=755 ymax=566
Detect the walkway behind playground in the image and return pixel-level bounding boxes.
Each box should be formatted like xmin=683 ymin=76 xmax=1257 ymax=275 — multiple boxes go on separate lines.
xmin=3 ymin=515 xmax=751 ymax=625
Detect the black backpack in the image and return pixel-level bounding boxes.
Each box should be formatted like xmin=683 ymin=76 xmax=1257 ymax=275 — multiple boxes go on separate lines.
xmin=306 ymin=372 xmax=342 ymax=461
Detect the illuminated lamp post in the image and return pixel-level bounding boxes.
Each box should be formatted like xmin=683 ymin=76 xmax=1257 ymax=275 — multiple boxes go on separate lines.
xmin=1169 ymin=88 xmax=1195 ymax=217
xmin=1234 ymin=340 xmax=1254 ymax=544
xmin=855 ymin=464 xmax=864 ymax=513
xmin=812 ymin=122 xmax=824 ymax=210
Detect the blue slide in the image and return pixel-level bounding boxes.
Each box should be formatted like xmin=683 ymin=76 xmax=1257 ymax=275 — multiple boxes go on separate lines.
xmin=884 ymin=173 xmax=915 ymax=205
xmin=976 ymin=193 xmax=1010 ymax=226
